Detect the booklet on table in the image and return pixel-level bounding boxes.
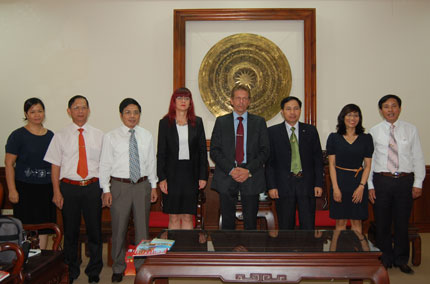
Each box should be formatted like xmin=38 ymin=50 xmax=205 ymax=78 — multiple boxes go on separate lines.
xmin=133 ymin=238 xmax=175 ymax=257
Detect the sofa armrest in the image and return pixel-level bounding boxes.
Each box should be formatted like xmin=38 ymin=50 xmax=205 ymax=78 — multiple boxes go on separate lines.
xmin=23 ymin=223 xmax=62 ymax=251
xmin=0 ymin=242 xmax=25 ymax=282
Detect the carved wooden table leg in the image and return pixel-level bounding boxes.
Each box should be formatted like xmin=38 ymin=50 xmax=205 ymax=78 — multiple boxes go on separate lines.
xmin=411 ymin=233 xmax=421 ymax=266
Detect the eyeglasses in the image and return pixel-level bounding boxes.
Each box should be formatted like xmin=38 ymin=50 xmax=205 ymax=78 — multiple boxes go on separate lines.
xmin=123 ymin=110 xmax=140 ymax=116
xmin=345 ymin=113 xmax=359 ymax=118
xmin=71 ymin=106 xmax=88 ymax=111
xmin=176 ymin=96 xmax=191 ymax=101
xmin=233 ymin=97 xmax=249 ymax=102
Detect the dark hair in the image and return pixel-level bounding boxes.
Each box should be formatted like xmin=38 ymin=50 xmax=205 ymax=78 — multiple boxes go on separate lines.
xmin=378 ymin=94 xmax=402 ymax=109
xmin=280 ymin=96 xmax=302 ymax=109
xmin=119 ymin=98 xmax=141 ymax=113
xmin=164 ymin=87 xmax=196 ymax=127
xmin=336 ymin=104 xmax=365 ymax=135
xmin=68 ymin=95 xmax=89 ymax=108
xmin=23 ymin=97 xmax=45 ymax=121
xmin=231 ymin=84 xmax=251 ymax=99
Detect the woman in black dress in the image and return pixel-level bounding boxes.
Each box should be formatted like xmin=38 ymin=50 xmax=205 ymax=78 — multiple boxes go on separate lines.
xmin=157 ymin=88 xmax=208 ymax=229
xmin=326 ymin=104 xmax=373 ymax=233
xmin=5 ymin=98 xmax=56 ymax=248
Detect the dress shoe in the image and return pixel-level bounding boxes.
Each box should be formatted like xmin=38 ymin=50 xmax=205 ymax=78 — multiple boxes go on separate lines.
xmin=395 ymin=264 xmax=414 ymax=274
xmin=382 ymin=262 xmax=392 ymax=269
xmin=88 ymin=275 xmax=100 ymax=283
xmin=379 ymin=256 xmax=392 ymax=269
xmin=111 ymin=273 xmax=123 ymax=283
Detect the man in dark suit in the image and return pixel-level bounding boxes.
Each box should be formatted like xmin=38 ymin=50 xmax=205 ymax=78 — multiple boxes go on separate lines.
xmin=210 ymin=84 xmax=270 ymax=230
xmin=265 ymin=96 xmax=323 ymax=230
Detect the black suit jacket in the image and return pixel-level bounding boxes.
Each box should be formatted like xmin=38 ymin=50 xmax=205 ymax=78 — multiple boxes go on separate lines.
xmin=265 ymin=122 xmax=323 ymax=197
xmin=210 ymin=112 xmax=270 ymax=195
xmin=157 ymin=116 xmax=208 ymax=185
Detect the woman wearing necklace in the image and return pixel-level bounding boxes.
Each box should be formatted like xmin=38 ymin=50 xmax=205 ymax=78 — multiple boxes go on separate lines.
xmin=5 ymin=98 xmax=56 ymax=248
xmin=326 ymin=104 xmax=374 ymax=233
xmin=157 ymin=88 xmax=208 ymax=229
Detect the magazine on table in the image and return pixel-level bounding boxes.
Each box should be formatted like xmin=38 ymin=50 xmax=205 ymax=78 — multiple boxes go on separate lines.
xmin=133 ymin=238 xmax=175 ymax=257
xmin=0 ymin=270 xmax=10 ymax=281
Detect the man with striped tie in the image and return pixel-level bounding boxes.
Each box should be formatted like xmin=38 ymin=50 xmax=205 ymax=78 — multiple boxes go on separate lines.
xmin=99 ymin=98 xmax=158 ymax=282
xmin=368 ymin=94 xmax=425 ymax=274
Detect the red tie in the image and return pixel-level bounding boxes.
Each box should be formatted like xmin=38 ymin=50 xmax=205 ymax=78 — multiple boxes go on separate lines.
xmin=77 ymin=128 xmax=88 ymax=179
xmin=235 ymin=117 xmax=244 ymax=164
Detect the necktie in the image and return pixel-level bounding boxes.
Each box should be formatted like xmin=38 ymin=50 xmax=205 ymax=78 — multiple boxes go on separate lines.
xmin=290 ymin=127 xmax=302 ymax=174
xmin=77 ymin=128 xmax=88 ymax=179
xmin=235 ymin=117 xmax=244 ymax=165
xmin=387 ymin=124 xmax=399 ymax=174
xmin=129 ymin=129 xmax=141 ymax=183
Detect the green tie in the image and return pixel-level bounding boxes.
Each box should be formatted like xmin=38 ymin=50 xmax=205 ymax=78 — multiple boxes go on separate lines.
xmin=290 ymin=127 xmax=302 ymax=174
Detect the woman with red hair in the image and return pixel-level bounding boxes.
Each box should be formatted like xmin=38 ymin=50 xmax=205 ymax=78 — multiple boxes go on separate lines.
xmin=157 ymin=88 xmax=208 ymax=229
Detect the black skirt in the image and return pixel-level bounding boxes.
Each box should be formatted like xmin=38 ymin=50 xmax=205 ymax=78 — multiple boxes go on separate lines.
xmin=13 ymin=180 xmax=57 ymax=231
xmin=162 ymin=160 xmax=199 ymax=215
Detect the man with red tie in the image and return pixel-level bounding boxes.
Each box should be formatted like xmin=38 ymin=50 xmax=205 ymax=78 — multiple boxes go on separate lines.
xmin=210 ymin=84 xmax=270 ymax=230
xmin=44 ymin=95 xmax=104 ymax=284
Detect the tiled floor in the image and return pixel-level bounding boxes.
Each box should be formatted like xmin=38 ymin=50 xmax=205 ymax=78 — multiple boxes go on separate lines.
xmin=73 ymin=233 xmax=430 ymax=284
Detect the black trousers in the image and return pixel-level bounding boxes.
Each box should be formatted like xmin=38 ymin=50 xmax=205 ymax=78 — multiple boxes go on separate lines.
xmin=275 ymin=177 xmax=316 ymax=230
xmin=373 ymin=173 xmax=414 ymax=266
xmin=61 ymin=181 xmax=103 ymax=280
xmin=219 ymin=181 xmax=259 ymax=230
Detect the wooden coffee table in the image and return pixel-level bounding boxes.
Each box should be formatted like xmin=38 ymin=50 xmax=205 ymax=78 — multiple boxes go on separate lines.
xmin=134 ymin=230 xmax=389 ymax=284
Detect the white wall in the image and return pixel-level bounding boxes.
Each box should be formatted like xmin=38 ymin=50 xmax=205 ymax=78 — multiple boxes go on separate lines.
xmin=1 ymin=0 xmax=429 ymax=163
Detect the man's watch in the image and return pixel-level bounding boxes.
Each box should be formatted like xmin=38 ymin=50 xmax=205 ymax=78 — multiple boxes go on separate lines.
xmin=248 ymin=170 xmax=252 ymax=178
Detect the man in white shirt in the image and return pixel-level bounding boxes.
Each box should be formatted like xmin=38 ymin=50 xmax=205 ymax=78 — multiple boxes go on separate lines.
xmin=99 ymin=98 xmax=158 ymax=283
xmin=368 ymin=94 xmax=425 ymax=274
xmin=44 ymin=95 xmax=104 ymax=284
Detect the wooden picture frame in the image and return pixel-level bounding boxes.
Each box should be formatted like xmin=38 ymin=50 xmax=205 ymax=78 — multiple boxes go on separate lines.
xmin=173 ymin=8 xmax=317 ymax=125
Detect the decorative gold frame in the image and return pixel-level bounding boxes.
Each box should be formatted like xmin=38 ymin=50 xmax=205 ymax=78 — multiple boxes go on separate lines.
xmin=173 ymin=8 xmax=317 ymax=125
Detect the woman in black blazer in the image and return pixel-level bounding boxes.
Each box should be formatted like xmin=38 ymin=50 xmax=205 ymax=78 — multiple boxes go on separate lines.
xmin=157 ymin=87 xmax=208 ymax=229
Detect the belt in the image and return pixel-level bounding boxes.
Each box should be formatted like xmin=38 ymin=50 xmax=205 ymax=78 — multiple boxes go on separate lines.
xmin=291 ymin=171 xmax=303 ymax=178
xmin=111 ymin=176 xmax=147 ymax=184
xmin=377 ymin=172 xmax=413 ymax=179
xmin=61 ymin=177 xmax=99 ymax=187
xmin=336 ymin=166 xmax=363 ymax=178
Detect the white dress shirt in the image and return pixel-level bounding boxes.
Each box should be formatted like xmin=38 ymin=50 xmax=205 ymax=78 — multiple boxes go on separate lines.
xmin=99 ymin=125 xmax=158 ymax=193
xmin=44 ymin=123 xmax=104 ymax=180
xmin=177 ymin=124 xmax=190 ymax=160
xmin=368 ymin=120 xmax=425 ymax=189
xmin=285 ymin=121 xmax=300 ymax=142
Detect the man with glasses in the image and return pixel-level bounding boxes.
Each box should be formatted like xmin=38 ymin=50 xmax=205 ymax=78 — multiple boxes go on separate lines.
xmin=210 ymin=84 xmax=270 ymax=230
xmin=99 ymin=98 xmax=158 ymax=282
